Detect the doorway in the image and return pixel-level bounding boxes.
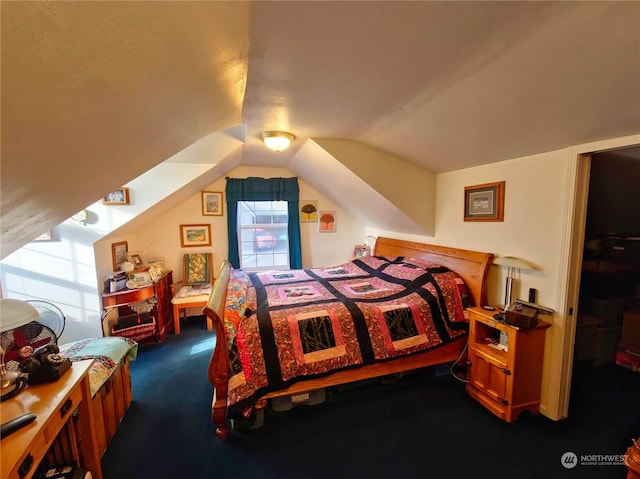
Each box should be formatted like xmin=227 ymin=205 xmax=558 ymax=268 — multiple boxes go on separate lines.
xmin=568 ymin=144 xmax=640 ymax=414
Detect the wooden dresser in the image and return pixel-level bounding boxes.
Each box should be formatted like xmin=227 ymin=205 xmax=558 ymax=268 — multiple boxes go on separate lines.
xmin=0 ymin=360 xmax=102 ymax=479
xmin=101 ymin=270 xmax=173 ymax=342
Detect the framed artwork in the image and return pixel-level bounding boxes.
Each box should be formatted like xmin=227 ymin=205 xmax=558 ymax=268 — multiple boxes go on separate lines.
xmin=464 ymin=181 xmax=505 ymax=222
xmin=201 ymin=191 xmax=223 ymax=216
xmin=127 ymin=251 xmax=145 ymax=268
xmin=180 ymin=224 xmax=212 ymax=247
xmin=103 ymin=187 xmax=130 ymax=205
xmin=111 ymin=241 xmax=128 ymax=271
xmin=300 ymin=200 xmax=318 ymax=222
xmin=353 ymin=244 xmax=370 ymax=258
xmin=319 ymin=211 xmax=337 ymax=232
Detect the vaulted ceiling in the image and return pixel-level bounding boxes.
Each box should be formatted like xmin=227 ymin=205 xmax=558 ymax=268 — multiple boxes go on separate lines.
xmin=2 ymin=1 xmax=639 ymax=258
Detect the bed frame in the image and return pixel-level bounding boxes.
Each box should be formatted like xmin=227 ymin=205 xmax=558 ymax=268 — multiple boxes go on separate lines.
xmin=204 ymin=236 xmax=494 ymax=439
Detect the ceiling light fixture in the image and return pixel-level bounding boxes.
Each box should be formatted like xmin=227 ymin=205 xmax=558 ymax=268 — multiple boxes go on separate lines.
xmin=260 ymin=131 xmax=295 ymax=152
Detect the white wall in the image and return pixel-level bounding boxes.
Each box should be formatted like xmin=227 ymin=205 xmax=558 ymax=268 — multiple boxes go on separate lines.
xmin=121 ymin=164 xmax=367 ymax=287
xmin=369 ymin=148 xmax=571 ymax=306
xmin=0 ymin=133 xmax=234 ymax=342
xmin=368 ymin=147 xmax=573 ymax=419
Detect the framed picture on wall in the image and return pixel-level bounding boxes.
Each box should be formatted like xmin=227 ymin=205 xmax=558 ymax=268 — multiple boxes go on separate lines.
xmin=300 ymin=200 xmax=318 ymax=222
xmin=180 ymin=224 xmax=212 ymax=247
xmin=201 ymin=191 xmax=224 ymax=216
xmin=103 ymin=187 xmax=130 ymax=205
xmin=464 ymin=181 xmax=505 ymax=222
xmin=111 ymin=241 xmax=128 ymax=271
xmin=319 ymin=211 xmax=337 ymax=232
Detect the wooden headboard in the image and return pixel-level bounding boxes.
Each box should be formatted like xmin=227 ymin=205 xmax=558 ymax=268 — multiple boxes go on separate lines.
xmin=373 ymin=236 xmax=494 ymax=307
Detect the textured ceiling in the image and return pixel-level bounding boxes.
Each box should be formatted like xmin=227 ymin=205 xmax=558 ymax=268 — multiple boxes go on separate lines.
xmin=1 ymin=1 xmax=639 ymax=258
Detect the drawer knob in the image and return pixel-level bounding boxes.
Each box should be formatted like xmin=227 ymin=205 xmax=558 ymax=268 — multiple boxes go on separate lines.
xmin=18 ymin=453 xmax=33 ymax=478
xmin=60 ymin=398 xmax=73 ymax=416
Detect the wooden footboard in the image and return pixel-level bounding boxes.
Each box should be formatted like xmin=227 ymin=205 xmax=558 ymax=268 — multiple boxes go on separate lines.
xmin=92 ymin=355 xmax=133 ymax=456
xmin=204 ymin=260 xmax=232 ymax=439
xmin=204 ymin=238 xmax=493 ymax=439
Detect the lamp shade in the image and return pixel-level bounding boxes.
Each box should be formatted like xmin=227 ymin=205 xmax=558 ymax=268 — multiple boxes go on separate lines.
xmin=0 ymin=299 xmax=40 ymax=332
xmin=492 ymin=256 xmax=536 ymax=271
xmin=260 ymin=131 xmax=295 ymax=152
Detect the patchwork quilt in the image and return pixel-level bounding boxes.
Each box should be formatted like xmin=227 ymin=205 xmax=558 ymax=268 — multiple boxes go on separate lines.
xmin=221 ymin=256 xmax=472 ymax=416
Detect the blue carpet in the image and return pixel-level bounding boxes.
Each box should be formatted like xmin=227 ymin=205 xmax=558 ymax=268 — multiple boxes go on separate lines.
xmin=101 ymin=316 xmax=640 ymax=479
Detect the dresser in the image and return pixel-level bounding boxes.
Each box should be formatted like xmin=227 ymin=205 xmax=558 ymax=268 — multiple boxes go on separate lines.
xmin=101 ymin=271 xmax=173 ymax=342
xmin=0 ymin=360 xmax=102 ymax=479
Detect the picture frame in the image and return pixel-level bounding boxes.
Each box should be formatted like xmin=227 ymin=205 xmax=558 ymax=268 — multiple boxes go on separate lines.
xmin=300 ymin=200 xmax=318 ymax=223
xmin=111 ymin=241 xmax=128 ymax=271
xmin=464 ymin=181 xmax=505 ymax=222
xmin=126 ymin=251 xmax=145 ymax=268
xmin=319 ymin=211 xmax=337 ymax=232
xmin=201 ymin=191 xmax=223 ymax=216
xmin=353 ymin=244 xmax=370 ymax=258
xmin=180 ymin=224 xmax=212 ymax=247
xmin=103 ymin=187 xmax=130 ymax=205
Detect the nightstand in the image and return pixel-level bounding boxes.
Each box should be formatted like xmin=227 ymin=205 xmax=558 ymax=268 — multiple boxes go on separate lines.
xmin=466 ymin=307 xmax=550 ymax=422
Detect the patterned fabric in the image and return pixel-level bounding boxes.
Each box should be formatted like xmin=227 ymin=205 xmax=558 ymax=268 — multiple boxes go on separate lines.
xmin=185 ymin=253 xmax=211 ymax=285
xmin=221 ymin=256 xmax=473 ymax=416
xmin=59 ymin=337 xmax=137 ymax=397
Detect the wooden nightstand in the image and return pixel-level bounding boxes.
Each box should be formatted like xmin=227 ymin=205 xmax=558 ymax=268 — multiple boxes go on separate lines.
xmin=466 ymin=307 xmax=550 ymax=422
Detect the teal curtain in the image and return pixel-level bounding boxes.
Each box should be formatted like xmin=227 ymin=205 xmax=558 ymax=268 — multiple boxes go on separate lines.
xmin=226 ymin=177 xmax=302 ymax=269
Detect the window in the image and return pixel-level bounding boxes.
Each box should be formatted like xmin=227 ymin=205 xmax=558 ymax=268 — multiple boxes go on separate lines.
xmin=225 ymin=177 xmax=302 ymax=270
xmin=238 ymin=201 xmax=289 ymax=270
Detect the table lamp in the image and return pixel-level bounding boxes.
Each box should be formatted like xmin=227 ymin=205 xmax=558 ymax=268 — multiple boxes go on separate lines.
xmin=492 ymin=256 xmax=536 ymax=308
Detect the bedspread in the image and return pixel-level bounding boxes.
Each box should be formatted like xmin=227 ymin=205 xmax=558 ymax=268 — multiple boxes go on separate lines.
xmin=60 ymin=337 xmax=138 ymax=397
xmin=222 ymin=256 xmax=472 ymax=416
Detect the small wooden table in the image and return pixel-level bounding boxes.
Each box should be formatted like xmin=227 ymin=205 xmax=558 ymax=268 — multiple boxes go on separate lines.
xmin=171 ymin=284 xmax=213 ymax=335
xmin=0 ymin=360 xmax=102 ymax=479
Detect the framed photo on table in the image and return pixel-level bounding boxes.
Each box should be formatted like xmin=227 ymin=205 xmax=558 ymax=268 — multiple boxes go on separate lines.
xmin=180 ymin=224 xmax=212 ymax=247
xmin=464 ymin=181 xmax=505 ymax=222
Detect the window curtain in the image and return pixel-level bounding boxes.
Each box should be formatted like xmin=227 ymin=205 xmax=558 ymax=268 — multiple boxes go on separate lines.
xmin=225 ymin=177 xmax=302 ymax=269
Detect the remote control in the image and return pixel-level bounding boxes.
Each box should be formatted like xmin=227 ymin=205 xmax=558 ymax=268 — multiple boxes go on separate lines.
xmin=0 ymin=412 xmax=36 ymax=439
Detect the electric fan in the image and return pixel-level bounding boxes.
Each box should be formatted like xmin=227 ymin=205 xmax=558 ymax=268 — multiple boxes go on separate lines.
xmin=24 ymin=300 xmax=66 ymax=341
xmin=1 ymin=321 xmax=59 ymax=374
xmin=0 ymin=300 xmax=66 ymax=400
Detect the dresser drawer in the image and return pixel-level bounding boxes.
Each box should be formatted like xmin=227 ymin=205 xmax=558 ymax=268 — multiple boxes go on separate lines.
xmin=43 ymin=385 xmax=83 ymax=443
xmin=5 ymin=433 xmax=47 ymax=479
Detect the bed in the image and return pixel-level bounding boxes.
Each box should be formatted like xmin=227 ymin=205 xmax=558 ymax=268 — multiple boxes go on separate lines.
xmin=204 ymin=236 xmax=494 ymax=439
xmin=60 ymin=337 xmax=137 ymax=456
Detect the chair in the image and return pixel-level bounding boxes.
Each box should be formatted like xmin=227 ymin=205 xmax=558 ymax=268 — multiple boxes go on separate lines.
xmin=171 ymin=252 xmax=214 ymax=335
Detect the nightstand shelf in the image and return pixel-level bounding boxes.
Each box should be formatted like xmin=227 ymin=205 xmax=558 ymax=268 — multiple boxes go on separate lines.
xmin=466 ymin=307 xmax=550 ymax=422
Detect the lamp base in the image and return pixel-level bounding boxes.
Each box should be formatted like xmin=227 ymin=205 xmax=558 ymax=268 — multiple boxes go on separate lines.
xmin=504 ymin=277 xmax=514 ymax=307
